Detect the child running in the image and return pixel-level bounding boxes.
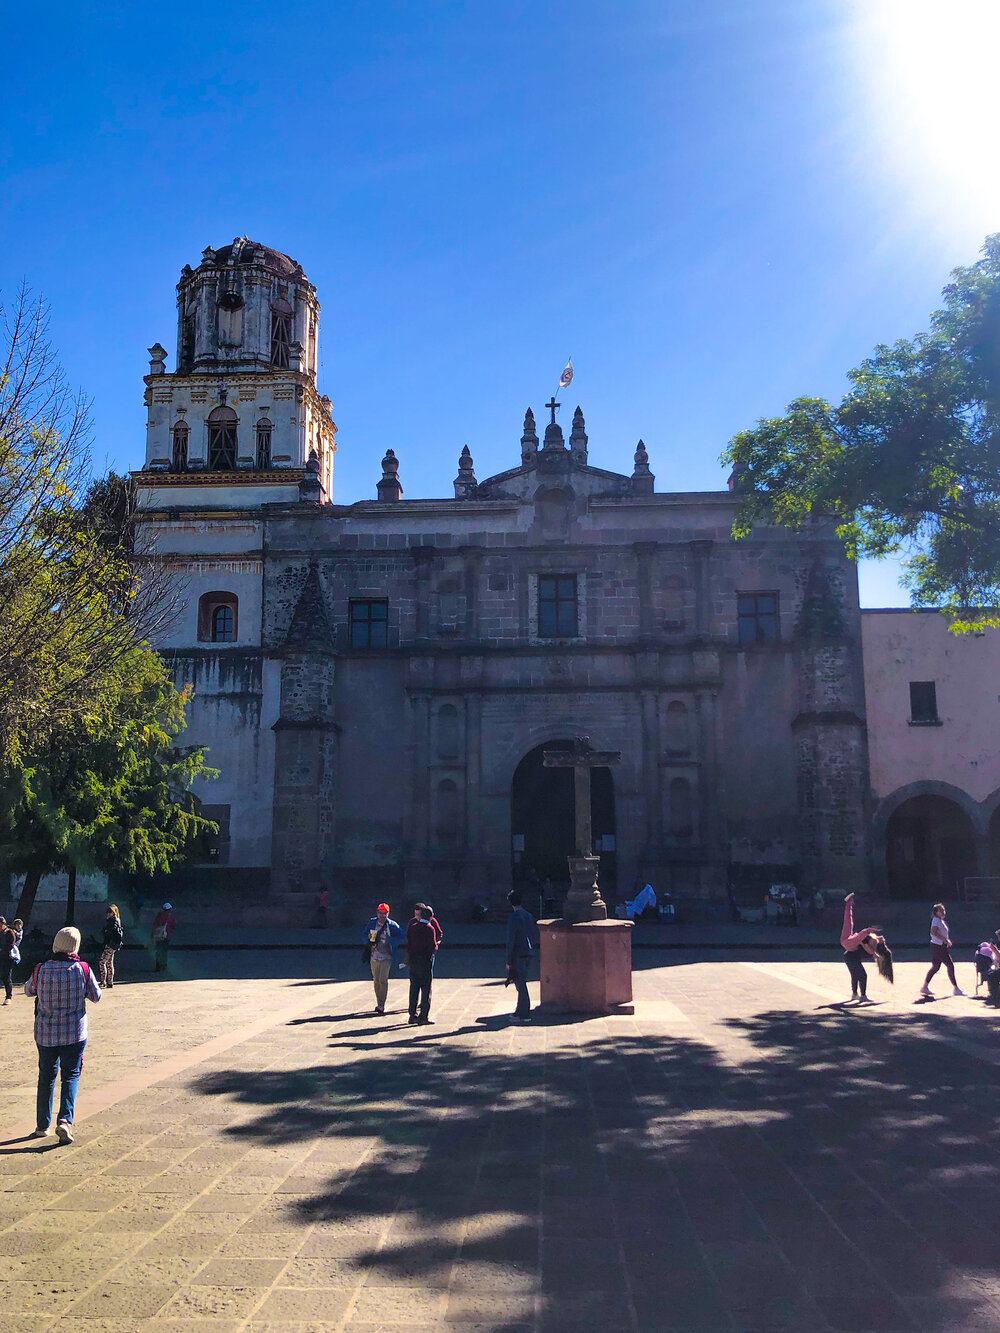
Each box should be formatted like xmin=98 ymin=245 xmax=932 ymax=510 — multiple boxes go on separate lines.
xmin=841 ymin=893 xmax=894 ymax=1003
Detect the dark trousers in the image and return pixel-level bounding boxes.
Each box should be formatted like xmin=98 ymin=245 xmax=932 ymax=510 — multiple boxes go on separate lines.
xmin=510 ymin=953 xmax=532 ymax=1016
xmin=408 ymin=955 xmax=433 ymax=1019
xmin=36 ymin=1040 xmax=86 ymax=1129
xmin=988 ymin=971 xmax=1000 ymax=1006
xmin=844 ymin=949 xmax=868 ymax=996
xmin=154 ymin=940 xmax=170 ymax=971
xmin=1 ymin=956 xmax=12 ymax=1000
xmin=925 ymin=943 xmax=957 ymax=988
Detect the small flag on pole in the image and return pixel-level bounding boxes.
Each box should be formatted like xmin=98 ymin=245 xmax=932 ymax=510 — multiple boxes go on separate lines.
xmin=558 ymin=358 xmax=573 ymax=390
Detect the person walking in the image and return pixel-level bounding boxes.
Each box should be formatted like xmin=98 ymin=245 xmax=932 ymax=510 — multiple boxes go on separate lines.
xmin=150 ymin=903 xmax=176 ymax=973
xmin=840 ymin=893 xmax=893 ymax=1003
xmin=24 ymin=926 xmax=101 ymax=1143
xmin=506 ymin=889 xmax=540 ymax=1022
xmin=364 ymin=903 xmax=404 ymax=1015
xmin=99 ymin=905 xmax=124 ymax=988
xmin=0 ymin=917 xmax=16 ymax=1006
xmin=406 ymin=905 xmax=438 ymax=1025
xmin=922 ymin=903 xmax=964 ymax=997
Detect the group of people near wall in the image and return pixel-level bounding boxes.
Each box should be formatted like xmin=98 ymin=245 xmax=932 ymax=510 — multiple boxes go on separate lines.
xmin=363 ymin=890 xmax=540 ymax=1026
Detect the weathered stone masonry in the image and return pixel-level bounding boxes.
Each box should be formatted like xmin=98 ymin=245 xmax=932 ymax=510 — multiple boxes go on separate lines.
xmin=134 ymin=240 xmax=872 ymax=918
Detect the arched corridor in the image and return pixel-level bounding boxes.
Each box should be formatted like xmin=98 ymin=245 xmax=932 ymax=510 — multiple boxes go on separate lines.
xmin=885 ymin=794 xmax=978 ymax=900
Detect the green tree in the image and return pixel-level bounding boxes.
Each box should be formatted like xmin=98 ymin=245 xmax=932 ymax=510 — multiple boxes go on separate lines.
xmin=0 ymin=290 xmax=175 ymax=764
xmin=722 ymin=234 xmax=1000 ymax=630
xmin=0 ymin=647 xmax=217 ymax=925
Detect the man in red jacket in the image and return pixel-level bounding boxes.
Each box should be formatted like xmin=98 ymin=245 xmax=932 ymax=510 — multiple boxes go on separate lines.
xmin=405 ymin=906 xmax=438 ymax=1026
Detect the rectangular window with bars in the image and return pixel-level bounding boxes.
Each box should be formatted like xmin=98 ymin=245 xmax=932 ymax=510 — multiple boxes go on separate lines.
xmin=737 ymin=592 xmax=779 ymax=645
xmin=538 ymin=575 xmax=578 ymax=637
xmin=909 ymin=680 xmax=939 ymax=724
xmin=349 ymin=599 xmax=389 ymax=648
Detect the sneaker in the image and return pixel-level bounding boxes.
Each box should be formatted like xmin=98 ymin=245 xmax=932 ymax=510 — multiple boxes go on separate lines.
xmin=29 ymin=1128 xmax=48 ymax=1139
xmin=418 ymin=1018 xmax=435 ymax=1025
xmin=55 ymin=1122 xmax=73 ymax=1145
xmin=2 ymin=997 xmax=9 ymax=1005
xmin=953 ymin=987 xmax=966 ymax=996
xmin=375 ymin=1007 xmax=385 ymax=1016
xmin=920 ymin=986 xmax=932 ymax=996
xmin=408 ymin=1015 xmax=419 ymax=1025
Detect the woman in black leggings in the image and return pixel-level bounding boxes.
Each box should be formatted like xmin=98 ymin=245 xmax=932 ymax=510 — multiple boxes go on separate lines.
xmin=841 ymin=893 xmax=893 ymax=1003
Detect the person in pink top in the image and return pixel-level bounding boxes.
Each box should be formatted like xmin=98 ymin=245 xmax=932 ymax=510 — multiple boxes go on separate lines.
xmin=841 ymin=893 xmax=894 ymax=1003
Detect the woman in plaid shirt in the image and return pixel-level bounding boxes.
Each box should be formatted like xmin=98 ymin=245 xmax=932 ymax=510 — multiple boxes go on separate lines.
xmin=24 ymin=926 xmax=101 ymax=1144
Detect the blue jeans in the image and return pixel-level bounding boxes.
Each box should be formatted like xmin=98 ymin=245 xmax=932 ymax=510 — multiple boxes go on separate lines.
xmin=36 ymin=1040 xmax=86 ymax=1130
xmin=510 ymin=954 xmax=532 ymax=1016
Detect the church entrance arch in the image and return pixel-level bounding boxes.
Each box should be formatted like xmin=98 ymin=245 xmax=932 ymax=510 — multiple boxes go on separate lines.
xmin=885 ymin=794 xmax=978 ymax=900
xmin=510 ymin=741 xmax=616 ymax=906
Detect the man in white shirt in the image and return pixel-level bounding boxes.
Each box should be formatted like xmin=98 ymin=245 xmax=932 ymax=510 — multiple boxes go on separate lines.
xmin=921 ymin=903 xmax=964 ymax=997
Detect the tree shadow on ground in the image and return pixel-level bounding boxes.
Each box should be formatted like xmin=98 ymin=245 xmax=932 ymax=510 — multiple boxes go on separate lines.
xmin=189 ymin=1001 xmax=1000 ymax=1332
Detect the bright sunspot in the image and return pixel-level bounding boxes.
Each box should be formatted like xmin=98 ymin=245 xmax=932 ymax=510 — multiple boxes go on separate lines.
xmin=851 ymin=0 xmax=1000 ymax=225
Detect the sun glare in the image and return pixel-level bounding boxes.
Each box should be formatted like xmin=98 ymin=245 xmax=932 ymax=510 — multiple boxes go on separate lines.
xmin=850 ymin=0 xmax=1000 ymax=225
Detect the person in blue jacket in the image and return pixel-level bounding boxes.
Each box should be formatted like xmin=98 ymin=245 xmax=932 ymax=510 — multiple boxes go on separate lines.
xmin=506 ymin=890 xmax=540 ymax=1022
xmin=364 ymin=902 xmax=405 ymax=1015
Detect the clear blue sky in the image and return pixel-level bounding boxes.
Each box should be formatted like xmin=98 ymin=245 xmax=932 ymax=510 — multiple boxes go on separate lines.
xmin=3 ymin=0 xmax=997 ymax=606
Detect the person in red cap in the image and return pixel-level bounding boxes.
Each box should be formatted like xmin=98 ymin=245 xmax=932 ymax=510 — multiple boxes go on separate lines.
xmin=363 ymin=903 xmax=405 ymax=1015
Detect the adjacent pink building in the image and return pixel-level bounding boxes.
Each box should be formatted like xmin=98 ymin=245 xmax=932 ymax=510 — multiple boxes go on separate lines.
xmin=862 ymin=609 xmax=1000 ymax=899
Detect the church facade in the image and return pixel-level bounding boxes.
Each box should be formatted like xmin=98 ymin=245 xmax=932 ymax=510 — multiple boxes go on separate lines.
xmin=135 ymin=239 xmax=872 ymax=919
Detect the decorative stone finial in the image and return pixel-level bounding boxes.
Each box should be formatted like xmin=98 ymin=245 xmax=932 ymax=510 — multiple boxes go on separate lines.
xmin=542 ymin=400 xmax=565 ymax=451
xmin=377 ymin=448 xmax=402 ymax=501
xmin=147 ymin=343 xmax=167 ymax=376
xmin=298 ymin=448 xmax=325 ymax=504
xmin=521 ymin=408 xmax=539 ymax=464
xmin=631 ymin=439 xmax=655 ymax=495
xmin=201 ymin=245 xmax=217 ymax=265
xmin=569 ymin=406 xmax=588 ymax=465
xmin=454 ymin=444 xmax=478 ymax=499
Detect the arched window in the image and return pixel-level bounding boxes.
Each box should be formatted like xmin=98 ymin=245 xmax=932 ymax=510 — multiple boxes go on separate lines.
xmin=207 ymin=406 xmax=238 ymax=471
xmin=255 ymin=417 xmax=273 ymax=470
xmin=434 ymin=779 xmax=461 ymax=849
xmin=437 ymin=704 xmax=460 ymax=759
xmin=270 ymin=299 xmax=293 ymax=368
xmin=217 ymin=290 xmax=244 ymax=346
xmin=171 ymin=423 xmax=189 ymax=472
xmin=669 ymin=778 xmax=694 ymax=839
xmin=212 ymin=605 xmax=234 ymax=642
xmin=665 ymin=701 xmax=691 ymax=753
xmin=197 ymin=591 xmax=239 ymax=644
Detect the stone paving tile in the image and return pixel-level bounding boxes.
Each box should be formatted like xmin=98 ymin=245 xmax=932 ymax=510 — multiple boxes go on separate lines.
xmin=250 ymin=1286 xmax=355 ymax=1320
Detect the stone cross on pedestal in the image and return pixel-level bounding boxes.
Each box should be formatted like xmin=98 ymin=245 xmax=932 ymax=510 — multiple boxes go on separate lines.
xmin=543 ymin=737 xmax=622 ymax=922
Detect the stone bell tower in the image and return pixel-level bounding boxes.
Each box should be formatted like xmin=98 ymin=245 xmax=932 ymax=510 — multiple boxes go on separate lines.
xmin=141 ymin=237 xmax=335 ymax=500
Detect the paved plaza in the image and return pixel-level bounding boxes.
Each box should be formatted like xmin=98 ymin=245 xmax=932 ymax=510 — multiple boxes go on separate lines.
xmin=4 ymin=947 xmax=1000 ymax=1332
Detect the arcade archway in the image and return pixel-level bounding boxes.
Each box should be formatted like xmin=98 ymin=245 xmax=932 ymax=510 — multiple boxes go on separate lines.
xmin=885 ymin=794 xmax=978 ymax=900
xmin=510 ymin=741 xmax=616 ymax=900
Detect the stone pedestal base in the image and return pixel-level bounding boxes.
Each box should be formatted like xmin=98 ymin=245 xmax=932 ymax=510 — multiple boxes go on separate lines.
xmin=538 ymin=918 xmax=634 ymax=1014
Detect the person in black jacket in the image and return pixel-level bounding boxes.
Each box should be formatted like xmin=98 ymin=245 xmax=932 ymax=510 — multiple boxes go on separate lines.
xmin=0 ymin=917 xmax=16 ymax=1005
xmin=98 ymin=905 xmax=124 ymax=989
